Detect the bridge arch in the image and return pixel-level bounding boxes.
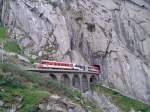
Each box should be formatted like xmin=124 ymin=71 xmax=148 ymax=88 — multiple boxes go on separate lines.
xmin=90 ymin=75 xmax=97 ymax=84
xmin=72 ymin=74 xmax=80 ymax=90
xmin=49 ymin=74 xmax=57 ymax=80
xmin=82 ymin=75 xmax=88 ymax=92
xmin=61 ymin=74 xmax=70 ymax=86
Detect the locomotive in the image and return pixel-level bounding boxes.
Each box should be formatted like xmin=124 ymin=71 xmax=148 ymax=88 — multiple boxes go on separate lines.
xmin=36 ymin=60 xmax=100 ymax=74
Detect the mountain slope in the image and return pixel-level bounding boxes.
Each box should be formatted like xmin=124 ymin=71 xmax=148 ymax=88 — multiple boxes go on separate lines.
xmin=0 ymin=0 xmax=150 ymax=103
xmin=0 ymin=62 xmax=101 ymax=112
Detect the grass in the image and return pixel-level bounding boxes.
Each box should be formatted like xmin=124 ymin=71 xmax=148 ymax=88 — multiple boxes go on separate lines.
xmin=0 ymin=26 xmax=21 ymax=54
xmin=0 ymin=67 xmax=50 ymax=112
xmin=0 ymin=62 xmax=102 ymax=112
xmin=91 ymin=84 xmax=150 ymax=112
xmin=4 ymin=40 xmax=21 ymax=54
xmin=0 ymin=86 xmax=50 ymax=112
xmin=0 ymin=26 xmax=7 ymax=42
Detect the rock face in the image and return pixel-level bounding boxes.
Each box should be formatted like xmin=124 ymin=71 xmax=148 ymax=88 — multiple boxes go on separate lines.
xmin=0 ymin=96 xmax=23 ymax=112
xmin=84 ymin=91 xmax=121 ymax=112
xmin=0 ymin=95 xmax=85 ymax=112
xmin=1 ymin=0 xmax=150 ymax=103
xmin=39 ymin=95 xmax=85 ymax=112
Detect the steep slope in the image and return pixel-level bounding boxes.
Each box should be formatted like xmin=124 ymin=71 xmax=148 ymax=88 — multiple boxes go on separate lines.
xmin=0 ymin=62 xmax=150 ymax=112
xmin=91 ymin=85 xmax=150 ymax=112
xmin=0 ymin=62 xmax=101 ymax=112
xmin=1 ymin=0 xmax=150 ymax=103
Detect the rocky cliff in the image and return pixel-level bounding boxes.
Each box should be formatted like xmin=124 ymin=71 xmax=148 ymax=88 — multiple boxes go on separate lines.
xmin=1 ymin=0 xmax=150 ymax=103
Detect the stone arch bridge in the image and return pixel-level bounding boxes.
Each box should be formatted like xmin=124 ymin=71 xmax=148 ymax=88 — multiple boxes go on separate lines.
xmin=28 ymin=68 xmax=99 ymax=92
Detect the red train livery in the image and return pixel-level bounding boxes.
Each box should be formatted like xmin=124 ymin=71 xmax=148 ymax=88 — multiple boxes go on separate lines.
xmin=37 ymin=60 xmax=100 ymax=74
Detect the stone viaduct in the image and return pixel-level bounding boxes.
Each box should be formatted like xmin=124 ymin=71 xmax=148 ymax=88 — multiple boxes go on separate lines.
xmin=49 ymin=73 xmax=99 ymax=92
xmin=28 ymin=68 xmax=99 ymax=92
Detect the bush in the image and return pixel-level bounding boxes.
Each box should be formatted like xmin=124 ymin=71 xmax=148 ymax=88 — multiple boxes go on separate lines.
xmin=0 ymin=63 xmax=24 ymax=88
xmin=4 ymin=40 xmax=21 ymax=54
xmin=0 ymin=72 xmax=23 ymax=88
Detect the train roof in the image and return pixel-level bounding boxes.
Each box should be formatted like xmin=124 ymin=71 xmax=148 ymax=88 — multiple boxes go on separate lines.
xmin=40 ymin=60 xmax=72 ymax=64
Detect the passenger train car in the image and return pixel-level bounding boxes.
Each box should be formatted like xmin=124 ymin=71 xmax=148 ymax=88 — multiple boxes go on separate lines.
xmin=37 ymin=60 xmax=100 ymax=74
xmin=37 ymin=60 xmax=73 ymax=69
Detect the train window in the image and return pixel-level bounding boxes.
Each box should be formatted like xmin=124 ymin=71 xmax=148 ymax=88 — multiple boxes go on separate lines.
xmin=75 ymin=65 xmax=79 ymax=67
xmin=41 ymin=62 xmax=46 ymax=64
xmin=49 ymin=62 xmax=53 ymax=65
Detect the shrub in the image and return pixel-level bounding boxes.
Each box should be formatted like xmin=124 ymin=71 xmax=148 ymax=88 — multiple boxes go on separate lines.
xmin=0 ymin=71 xmax=23 ymax=88
xmin=0 ymin=63 xmax=24 ymax=88
xmin=4 ymin=40 xmax=21 ymax=54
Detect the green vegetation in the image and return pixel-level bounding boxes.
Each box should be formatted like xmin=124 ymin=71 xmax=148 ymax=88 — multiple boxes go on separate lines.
xmin=0 ymin=26 xmax=7 ymax=41
xmin=0 ymin=26 xmax=21 ymax=54
xmin=4 ymin=40 xmax=21 ymax=54
xmin=91 ymin=84 xmax=150 ymax=112
xmin=0 ymin=66 xmax=49 ymax=112
xmin=0 ymin=62 xmax=102 ymax=112
xmin=27 ymin=54 xmax=38 ymax=64
xmin=0 ymin=87 xmax=49 ymax=112
xmin=47 ymin=46 xmax=55 ymax=53
xmin=27 ymin=56 xmax=36 ymax=64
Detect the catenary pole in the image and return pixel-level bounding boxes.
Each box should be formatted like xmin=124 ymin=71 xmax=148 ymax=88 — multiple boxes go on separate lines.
xmin=2 ymin=42 xmax=3 ymax=63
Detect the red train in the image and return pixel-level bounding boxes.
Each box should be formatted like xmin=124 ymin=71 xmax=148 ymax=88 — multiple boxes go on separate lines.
xmin=36 ymin=60 xmax=100 ymax=74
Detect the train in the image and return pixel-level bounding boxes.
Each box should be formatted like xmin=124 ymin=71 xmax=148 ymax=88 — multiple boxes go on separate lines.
xmin=36 ymin=60 xmax=100 ymax=74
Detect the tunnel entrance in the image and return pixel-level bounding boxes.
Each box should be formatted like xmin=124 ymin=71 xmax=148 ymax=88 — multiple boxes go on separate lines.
xmin=73 ymin=75 xmax=80 ymax=90
xmin=82 ymin=75 xmax=88 ymax=92
xmin=90 ymin=75 xmax=97 ymax=84
xmin=93 ymin=64 xmax=101 ymax=73
xmin=61 ymin=74 xmax=70 ymax=86
xmin=49 ymin=74 xmax=57 ymax=80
